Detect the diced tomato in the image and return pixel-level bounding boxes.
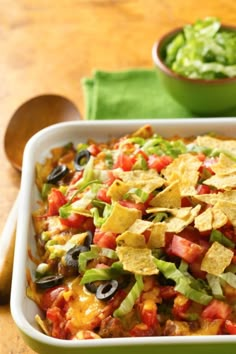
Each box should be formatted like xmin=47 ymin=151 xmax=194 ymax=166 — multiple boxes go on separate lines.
xmin=197 ymin=153 xmax=206 ymax=162
xmin=132 ymin=149 xmax=149 ymax=162
xmin=202 ymin=157 xmax=218 ymax=170
xmin=46 ymin=307 xmax=67 ymax=339
xmin=181 ymin=196 xmax=192 ymax=207
xmin=178 ymin=226 xmax=202 ymax=243
xmin=113 ymin=153 xmax=133 ymax=171
xmin=225 ymin=320 xmax=236 ymax=334
xmin=70 ymin=171 xmax=83 ymax=184
xmin=219 ymin=225 xmax=236 ymax=243
xmin=199 ymin=157 xmax=217 ymax=175
xmin=81 ymin=217 xmax=95 ymax=233
xmin=159 ymin=285 xmax=177 ymax=299
xmin=96 ymin=188 xmax=111 ymax=203
xmin=140 ymin=300 xmax=158 ymax=327
xmin=119 ymin=200 xmax=145 ymax=213
xmin=147 ymin=155 xmax=173 ymax=173
xmin=196 ymin=184 xmax=212 ymax=195
xmin=40 ymin=285 xmax=68 ymax=311
xmin=60 ymin=213 xmax=86 ymax=229
xmin=105 ymin=171 xmax=117 ymax=186
xmin=87 ymin=144 xmax=101 ymax=156
xmin=170 ymin=234 xmax=204 ymax=264
xmin=189 ymin=257 xmax=207 ymax=279
xmin=48 ymin=188 xmax=67 ymax=216
xmin=201 ymin=299 xmax=232 ymax=321
xmin=172 ymin=294 xmax=191 ymax=320
xmin=143 ymin=229 xmax=151 ymax=243
xmin=93 ymin=230 xmax=117 ymax=249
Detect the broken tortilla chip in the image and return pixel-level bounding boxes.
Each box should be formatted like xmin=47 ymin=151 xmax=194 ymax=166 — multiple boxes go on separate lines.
xmin=149 ymin=180 xmax=181 ymax=208
xmin=107 ymin=179 xmax=130 ymax=201
xmin=204 ymin=174 xmax=236 ymax=190
xmin=194 ymin=208 xmax=213 ymax=232
xmin=116 ymin=231 xmax=146 ymax=248
xmin=162 ymin=154 xmax=201 ymax=196
xmin=211 ymin=153 xmax=236 ymax=176
xmin=201 ymin=241 xmax=234 ymax=276
xmin=196 ymin=135 xmax=236 ymax=155
xmin=116 ymin=246 xmax=158 ymax=275
xmin=101 ymin=202 xmax=141 ymax=233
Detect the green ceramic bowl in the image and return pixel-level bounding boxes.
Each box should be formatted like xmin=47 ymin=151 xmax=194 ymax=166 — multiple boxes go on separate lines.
xmin=152 ymin=26 xmax=236 ymax=116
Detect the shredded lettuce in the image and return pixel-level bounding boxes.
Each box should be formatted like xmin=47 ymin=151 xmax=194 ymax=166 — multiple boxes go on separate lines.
xmin=210 ymin=230 xmax=235 ymax=249
xmin=124 ymin=187 xmax=149 ymax=203
xmin=113 ymin=274 xmax=144 ymax=318
xmin=165 ymin=17 xmax=236 ymax=79
xmin=220 ymin=272 xmax=236 ymax=289
xmin=206 ymin=274 xmax=224 ymax=298
xmin=155 ymin=258 xmax=212 ymax=305
xmin=142 ymin=136 xmax=187 ymax=158
xmin=79 ymin=246 xmax=118 ymax=273
xmin=90 ymin=203 xmax=113 ymax=228
xmin=80 ymin=262 xmax=123 ymax=284
xmin=59 ymin=180 xmax=101 ymax=218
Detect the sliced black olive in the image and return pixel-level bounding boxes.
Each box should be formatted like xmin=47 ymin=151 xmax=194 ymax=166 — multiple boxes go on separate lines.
xmin=74 ymin=150 xmax=91 ymax=171
xmin=96 ymin=280 xmax=119 ymax=301
xmin=46 ymin=164 xmax=69 ymax=184
xmin=83 ymin=230 xmax=94 ymax=248
xmin=65 ymin=245 xmax=89 ymax=269
xmin=35 ymin=274 xmax=64 ymax=289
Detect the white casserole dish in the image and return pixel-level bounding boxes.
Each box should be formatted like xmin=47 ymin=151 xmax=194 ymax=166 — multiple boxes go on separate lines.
xmin=10 ymin=118 xmax=236 ymax=354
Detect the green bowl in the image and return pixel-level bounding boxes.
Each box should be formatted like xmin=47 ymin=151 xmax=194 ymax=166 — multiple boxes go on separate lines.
xmin=152 ymin=26 xmax=236 ymax=116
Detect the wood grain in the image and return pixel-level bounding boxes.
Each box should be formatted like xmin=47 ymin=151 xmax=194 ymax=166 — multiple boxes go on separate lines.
xmin=1 ymin=0 xmax=236 ymax=352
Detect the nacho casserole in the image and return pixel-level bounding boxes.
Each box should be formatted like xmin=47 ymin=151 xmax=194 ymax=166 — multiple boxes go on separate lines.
xmin=27 ymin=124 xmax=236 ymax=339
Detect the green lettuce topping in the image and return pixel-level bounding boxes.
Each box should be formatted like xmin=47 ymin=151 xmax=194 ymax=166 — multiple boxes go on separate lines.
xmin=155 ymin=258 xmax=212 ymax=305
xmin=113 ymin=274 xmax=144 ymax=318
xmin=165 ymin=17 xmax=236 ymax=79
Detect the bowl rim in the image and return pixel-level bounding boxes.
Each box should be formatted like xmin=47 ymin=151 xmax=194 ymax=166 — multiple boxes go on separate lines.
xmin=152 ymin=24 xmax=236 ymax=85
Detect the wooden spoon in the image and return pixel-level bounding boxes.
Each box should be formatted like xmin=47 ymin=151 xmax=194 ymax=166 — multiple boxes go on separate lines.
xmin=0 ymin=94 xmax=81 ymax=303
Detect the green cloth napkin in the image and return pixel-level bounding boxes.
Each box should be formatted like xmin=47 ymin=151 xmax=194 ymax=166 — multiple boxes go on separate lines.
xmin=82 ymin=68 xmax=195 ymax=120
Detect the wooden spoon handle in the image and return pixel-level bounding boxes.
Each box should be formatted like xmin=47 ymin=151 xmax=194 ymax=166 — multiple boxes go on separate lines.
xmin=0 ymin=195 xmax=18 ymax=304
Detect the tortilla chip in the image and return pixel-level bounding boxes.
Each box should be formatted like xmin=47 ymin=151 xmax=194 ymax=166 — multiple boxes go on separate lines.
xmin=127 ymin=179 xmax=165 ymax=194
xmin=35 ymin=314 xmax=50 ymax=335
xmin=147 ymin=222 xmax=166 ymax=248
xmin=116 ymin=231 xmax=146 ymax=248
xmin=194 ymin=208 xmax=213 ymax=232
xmin=128 ymin=219 xmax=153 ymax=234
xmin=196 ymin=135 xmax=236 ymax=155
xmin=214 ymin=200 xmax=236 ymax=227
xmin=107 ymin=179 xmax=129 ymax=201
xmin=201 ymin=241 xmax=234 ymax=276
xmin=193 ymin=190 xmax=236 ymax=205
xmin=127 ymin=219 xmax=166 ymax=248
xmin=116 ymin=246 xmax=158 ymax=275
xmin=212 ymin=206 xmax=228 ymax=229
xmin=211 ymin=153 xmax=236 ymax=176
xmin=162 ymin=154 xmax=201 ymax=196
xmin=149 ymin=180 xmax=181 ymax=208
xmin=165 ymin=205 xmax=201 ymax=233
xmin=101 ymin=202 xmax=141 ymax=233
xmin=131 ymin=124 xmax=154 ymax=139
xmin=204 ymin=174 xmax=236 ymax=190
xmin=113 ymin=169 xmax=165 ymax=194
xmin=114 ymin=169 xmax=158 ymax=182
xmin=146 ymin=205 xmax=201 ymax=233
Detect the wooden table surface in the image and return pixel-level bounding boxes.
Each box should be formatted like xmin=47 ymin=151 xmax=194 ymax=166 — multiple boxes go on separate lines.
xmin=0 ymin=0 xmax=236 ymax=352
